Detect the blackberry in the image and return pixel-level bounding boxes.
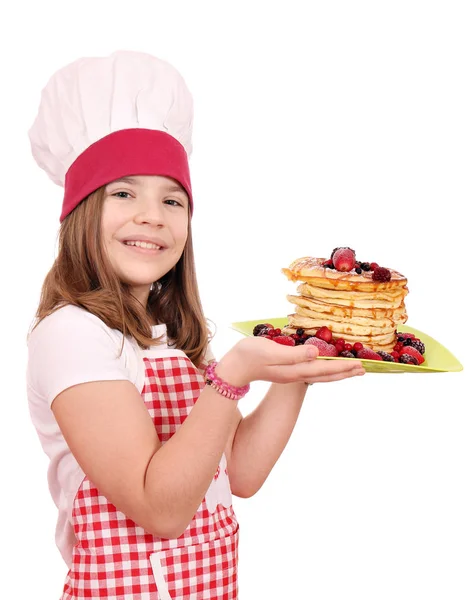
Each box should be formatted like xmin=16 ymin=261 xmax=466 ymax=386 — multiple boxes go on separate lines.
xmin=403 ymin=338 xmax=413 ymax=346
xmin=377 ymin=351 xmax=395 ymax=362
xmin=410 ymin=340 xmax=425 ymax=354
xmin=399 ymin=353 xmax=418 ymax=365
xmin=253 ymin=324 xmax=268 ymax=336
xmin=296 ymin=328 xmax=305 ymax=336
xmin=355 ymin=267 xmax=362 ymax=274
xmin=360 ymin=262 xmax=371 ymax=271
xmin=340 ymin=351 xmax=355 ymax=359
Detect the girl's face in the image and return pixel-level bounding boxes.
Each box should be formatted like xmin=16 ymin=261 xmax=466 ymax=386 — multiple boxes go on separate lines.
xmin=102 ymin=175 xmax=189 ymax=304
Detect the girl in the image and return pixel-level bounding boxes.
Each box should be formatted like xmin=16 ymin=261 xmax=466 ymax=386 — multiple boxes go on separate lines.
xmin=27 ymin=50 xmax=365 ymax=600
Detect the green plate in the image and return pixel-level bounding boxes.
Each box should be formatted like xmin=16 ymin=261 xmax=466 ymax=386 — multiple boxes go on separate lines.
xmin=230 ymin=318 xmax=463 ymax=374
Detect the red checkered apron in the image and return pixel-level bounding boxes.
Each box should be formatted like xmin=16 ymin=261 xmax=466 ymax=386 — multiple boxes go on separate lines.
xmin=62 ymin=353 xmax=239 ymax=599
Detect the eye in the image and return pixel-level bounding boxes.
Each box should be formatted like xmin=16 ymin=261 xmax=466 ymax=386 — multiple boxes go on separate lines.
xmin=164 ymin=198 xmax=183 ymax=207
xmin=112 ymin=191 xmax=132 ymax=199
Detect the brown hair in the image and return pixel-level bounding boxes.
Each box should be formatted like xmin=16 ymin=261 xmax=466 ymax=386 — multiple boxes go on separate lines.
xmin=34 ymin=187 xmax=210 ymax=367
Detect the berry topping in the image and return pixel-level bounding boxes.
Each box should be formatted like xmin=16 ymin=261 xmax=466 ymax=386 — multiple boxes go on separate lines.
xmin=399 ymin=353 xmax=418 ymax=365
xmin=360 ymin=262 xmax=371 ymax=271
xmin=296 ymin=328 xmax=305 ymax=336
xmin=377 ymin=351 xmax=395 ymax=362
xmin=399 ymin=345 xmax=424 ymax=365
xmin=344 ymin=343 xmax=353 ymax=352
xmin=323 ymin=259 xmax=333 ymax=268
xmin=370 ymin=262 xmax=379 ymax=270
xmin=253 ymin=324 xmax=268 ymax=336
xmin=332 ymin=247 xmax=356 ymax=272
xmin=316 ymin=326 xmax=333 ymax=343
xmin=403 ymin=338 xmax=414 ymax=346
xmin=355 ymin=267 xmax=362 ymax=274
xmin=273 ymin=335 xmax=296 ymax=346
xmin=410 ymin=340 xmax=425 ymax=354
xmin=353 ymin=342 xmax=364 ymax=351
xmin=274 ymin=328 xmax=282 ymax=336
xmin=339 ymin=351 xmax=356 ymax=359
xmin=304 ymin=337 xmax=338 ymax=357
xmin=390 ymin=351 xmax=401 ymax=361
xmin=356 ymin=348 xmax=383 ymax=361
xmin=372 ymin=267 xmax=392 ymax=282
xmin=330 ymin=246 xmax=353 ymax=260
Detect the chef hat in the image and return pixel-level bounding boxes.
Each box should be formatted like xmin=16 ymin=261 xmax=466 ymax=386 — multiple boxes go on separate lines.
xmin=29 ymin=50 xmax=194 ymax=222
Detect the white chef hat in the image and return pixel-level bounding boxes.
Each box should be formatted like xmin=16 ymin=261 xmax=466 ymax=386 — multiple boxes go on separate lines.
xmin=28 ymin=50 xmax=194 ymax=221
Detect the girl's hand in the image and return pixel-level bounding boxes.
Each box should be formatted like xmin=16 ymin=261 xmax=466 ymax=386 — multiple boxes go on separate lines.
xmin=216 ymin=337 xmax=365 ymax=386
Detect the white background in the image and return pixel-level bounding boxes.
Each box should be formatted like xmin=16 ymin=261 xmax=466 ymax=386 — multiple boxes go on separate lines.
xmin=1 ymin=1 xmax=475 ymax=598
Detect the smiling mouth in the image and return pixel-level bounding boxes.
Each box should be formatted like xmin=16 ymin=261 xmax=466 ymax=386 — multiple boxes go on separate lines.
xmin=124 ymin=240 xmax=163 ymax=250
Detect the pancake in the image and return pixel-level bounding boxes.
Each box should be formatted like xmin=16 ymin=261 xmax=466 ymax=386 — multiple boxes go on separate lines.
xmin=287 ymin=295 xmax=407 ymax=328
xmin=283 ymin=257 xmax=408 ymax=292
xmin=288 ymin=293 xmax=408 ymax=322
xmin=282 ymin=252 xmax=409 ymax=352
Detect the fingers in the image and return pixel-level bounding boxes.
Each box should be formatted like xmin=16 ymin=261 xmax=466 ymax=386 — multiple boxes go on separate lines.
xmin=306 ymin=366 xmax=366 ymax=384
xmin=266 ymin=358 xmax=365 ymax=384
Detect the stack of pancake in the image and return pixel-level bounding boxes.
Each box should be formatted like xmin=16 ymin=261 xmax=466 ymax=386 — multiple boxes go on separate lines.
xmin=282 ymin=257 xmax=409 ymax=352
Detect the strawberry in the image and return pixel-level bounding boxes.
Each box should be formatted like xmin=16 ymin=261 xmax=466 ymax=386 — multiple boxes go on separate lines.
xmin=332 ymin=247 xmax=356 ymax=272
xmin=398 ymin=345 xmax=424 ymax=365
xmin=273 ymin=335 xmax=296 ymax=346
xmin=316 ymin=326 xmax=333 ymax=343
xmin=370 ymin=262 xmax=379 ymax=270
xmin=356 ymin=348 xmax=383 ymax=361
xmin=304 ymin=337 xmax=338 ymax=357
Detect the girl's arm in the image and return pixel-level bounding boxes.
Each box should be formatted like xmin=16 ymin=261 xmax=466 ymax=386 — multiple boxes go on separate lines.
xmin=52 ymin=339 xmax=361 ymax=539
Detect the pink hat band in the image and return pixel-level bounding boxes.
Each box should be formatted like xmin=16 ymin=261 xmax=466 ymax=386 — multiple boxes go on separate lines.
xmin=61 ymin=128 xmax=193 ymax=222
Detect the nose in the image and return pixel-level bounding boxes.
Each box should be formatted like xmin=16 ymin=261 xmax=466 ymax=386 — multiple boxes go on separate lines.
xmin=133 ymin=196 xmax=165 ymax=227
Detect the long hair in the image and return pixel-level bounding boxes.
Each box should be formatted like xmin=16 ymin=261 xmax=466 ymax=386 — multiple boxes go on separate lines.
xmin=34 ymin=187 xmax=210 ymax=367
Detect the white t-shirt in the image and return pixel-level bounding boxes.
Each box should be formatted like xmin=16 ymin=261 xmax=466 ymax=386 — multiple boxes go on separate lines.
xmin=26 ymin=304 xmax=211 ymax=567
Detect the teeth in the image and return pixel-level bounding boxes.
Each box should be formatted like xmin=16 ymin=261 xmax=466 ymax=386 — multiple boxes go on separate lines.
xmin=125 ymin=240 xmax=161 ymax=250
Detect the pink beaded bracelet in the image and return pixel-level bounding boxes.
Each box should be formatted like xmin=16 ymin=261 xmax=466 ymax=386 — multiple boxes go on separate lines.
xmin=205 ymin=361 xmax=250 ymax=401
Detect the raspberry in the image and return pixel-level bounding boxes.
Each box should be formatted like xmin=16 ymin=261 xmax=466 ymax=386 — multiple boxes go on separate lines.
xmin=344 ymin=343 xmax=353 ymax=352
xmin=399 ymin=353 xmax=418 ymax=365
xmin=372 ymin=267 xmax=392 ymax=282
xmin=370 ymin=262 xmax=379 ymax=270
xmin=353 ymin=342 xmax=364 ymax=351
xmin=304 ymin=337 xmax=338 ymax=357
xmin=377 ymin=351 xmax=395 ymax=362
xmin=339 ymin=350 xmax=356 ymax=358
xmin=410 ymin=340 xmax=425 ymax=354
xmin=356 ymin=348 xmax=383 ymax=361
xmin=274 ymin=328 xmax=282 ymax=336
xmin=253 ymin=324 xmax=268 ymax=336
xmin=399 ymin=345 xmax=424 ymax=365
xmin=390 ymin=351 xmax=400 ymax=360
xmin=273 ymin=335 xmax=295 ymax=346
